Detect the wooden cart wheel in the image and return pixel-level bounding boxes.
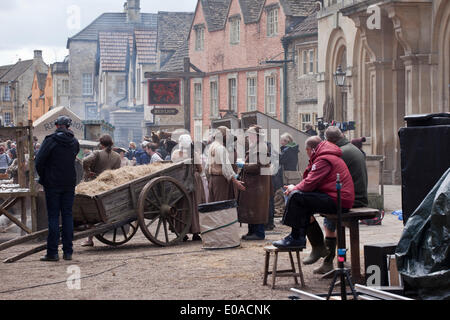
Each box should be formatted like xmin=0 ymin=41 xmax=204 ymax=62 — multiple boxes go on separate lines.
xmin=94 ymin=221 xmax=138 ymax=246
xmin=137 ymin=176 xmax=192 ymax=246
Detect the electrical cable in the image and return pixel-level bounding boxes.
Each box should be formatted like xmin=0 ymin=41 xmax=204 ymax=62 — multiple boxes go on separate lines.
xmin=0 ymin=249 xmax=206 ymax=294
xmin=0 ymin=261 xmax=128 ymax=295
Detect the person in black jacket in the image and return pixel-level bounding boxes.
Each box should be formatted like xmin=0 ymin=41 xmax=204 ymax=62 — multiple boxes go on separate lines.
xmin=35 ymin=116 xmax=80 ymax=262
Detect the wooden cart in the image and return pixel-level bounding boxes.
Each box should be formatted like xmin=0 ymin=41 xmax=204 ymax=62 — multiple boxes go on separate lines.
xmin=73 ymin=161 xmax=195 ymax=247
xmin=0 ymin=161 xmax=195 ymax=263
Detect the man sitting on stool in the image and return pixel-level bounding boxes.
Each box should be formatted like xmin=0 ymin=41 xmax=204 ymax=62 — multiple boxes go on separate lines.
xmin=273 ymin=136 xmax=354 ymax=249
xmin=304 ymin=126 xmax=369 ymax=274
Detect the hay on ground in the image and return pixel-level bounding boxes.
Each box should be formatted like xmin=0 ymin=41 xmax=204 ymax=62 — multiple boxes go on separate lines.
xmin=75 ymin=162 xmax=174 ymax=196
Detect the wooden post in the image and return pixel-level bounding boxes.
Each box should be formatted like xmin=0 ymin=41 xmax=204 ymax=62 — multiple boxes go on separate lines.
xmin=16 ymin=124 xmax=27 ymax=234
xmin=183 ymin=57 xmax=191 ymax=132
xmin=28 ymin=120 xmax=37 ymax=232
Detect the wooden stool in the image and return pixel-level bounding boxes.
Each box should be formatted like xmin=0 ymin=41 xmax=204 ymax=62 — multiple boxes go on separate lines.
xmin=263 ymin=245 xmax=305 ymax=288
xmin=320 ymin=207 xmax=379 ymax=283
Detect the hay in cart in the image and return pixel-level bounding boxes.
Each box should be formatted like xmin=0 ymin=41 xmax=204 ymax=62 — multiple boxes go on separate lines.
xmin=75 ymin=162 xmax=175 ymax=196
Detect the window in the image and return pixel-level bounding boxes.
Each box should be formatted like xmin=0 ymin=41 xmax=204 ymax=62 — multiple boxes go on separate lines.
xmin=228 ymin=78 xmax=237 ymax=112
xmin=230 ymin=18 xmax=240 ymax=44
xmin=312 ymin=112 xmax=318 ymax=127
xmin=194 ymin=83 xmax=202 ymax=118
xmin=195 ymin=26 xmax=205 ymax=51
xmin=300 ymin=113 xmax=312 ymax=131
xmin=4 ymin=112 xmax=11 ymax=126
xmin=117 ymin=79 xmax=126 ymax=95
xmin=82 ymin=73 xmax=93 ymax=96
xmin=265 ymin=75 xmax=276 ymax=114
xmin=136 ymin=68 xmax=141 ymax=100
xmin=210 ymin=81 xmax=218 ymax=118
xmin=3 ymin=86 xmax=11 ymax=101
xmin=62 ymin=80 xmax=69 ymax=95
xmin=267 ymin=9 xmax=279 ymax=37
xmin=303 ymin=51 xmax=308 ymax=75
xmin=309 ymin=50 xmax=315 ymax=74
xmin=247 ymin=77 xmax=257 ymax=111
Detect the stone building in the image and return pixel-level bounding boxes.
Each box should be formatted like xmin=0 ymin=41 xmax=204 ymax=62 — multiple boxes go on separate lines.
xmin=283 ymin=11 xmax=319 ymax=131
xmin=143 ymin=11 xmax=194 ymax=136
xmin=51 ymin=57 xmax=70 ymax=109
xmin=188 ymin=0 xmax=317 ymax=141
xmin=0 ymin=50 xmax=48 ymax=125
xmin=66 ymin=0 xmax=193 ymax=146
xmin=317 ymin=0 xmax=450 ymax=184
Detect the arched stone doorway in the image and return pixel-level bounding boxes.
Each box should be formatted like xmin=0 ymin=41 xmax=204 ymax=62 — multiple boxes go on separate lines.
xmin=325 ymin=28 xmax=349 ymax=124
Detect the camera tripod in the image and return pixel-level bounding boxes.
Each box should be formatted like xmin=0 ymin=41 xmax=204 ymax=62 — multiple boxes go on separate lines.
xmin=325 ymin=174 xmax=358 ymax=300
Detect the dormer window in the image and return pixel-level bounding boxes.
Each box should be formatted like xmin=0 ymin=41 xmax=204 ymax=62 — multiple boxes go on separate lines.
xmin=195 ymin=24 xmax=205 ymax=51
xmin=267 ymin=8 xmax=278 ymax=37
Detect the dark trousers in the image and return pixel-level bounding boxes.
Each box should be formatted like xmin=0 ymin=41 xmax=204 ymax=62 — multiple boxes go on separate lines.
xmin=44 ymin=187 xmax=75 ymax=256
xmin=282 ymin=191 xmax=338 ymax=230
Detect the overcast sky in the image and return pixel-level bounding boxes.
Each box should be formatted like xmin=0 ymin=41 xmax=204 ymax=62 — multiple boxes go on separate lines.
xmin=0 ymin=0 xmax=198 ymax=66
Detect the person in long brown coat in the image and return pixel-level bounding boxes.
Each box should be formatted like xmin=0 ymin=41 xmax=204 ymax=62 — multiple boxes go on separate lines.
xmin=205 ymin=126 xmax=245 ymax=202
xmin=171 ymin=134 xmax=204 ymax=241
xmin=238 ymin=125 xmax=271 ymax=240
xmin=81 ymin=134 xmax=121 ymax=246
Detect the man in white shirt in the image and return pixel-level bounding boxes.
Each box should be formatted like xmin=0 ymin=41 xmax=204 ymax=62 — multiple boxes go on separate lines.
xmin=146 ymin=143 xmax=163 ymax=163
xmin=205 ymin=126 xmax=245 ymax=202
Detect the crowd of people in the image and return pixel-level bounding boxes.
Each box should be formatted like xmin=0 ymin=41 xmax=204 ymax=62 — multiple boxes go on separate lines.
xmin=34 ymin=114 xmax=368 ymax=272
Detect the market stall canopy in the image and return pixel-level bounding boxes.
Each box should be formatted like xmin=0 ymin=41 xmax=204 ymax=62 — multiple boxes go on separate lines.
xmin=33 ymin=106 xmax=84 ymax=142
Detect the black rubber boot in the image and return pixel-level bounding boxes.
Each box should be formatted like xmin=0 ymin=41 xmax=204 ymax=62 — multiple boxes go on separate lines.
xmin=303 ymin=220 xmax=329 ymax=265
xmin=313 ymin=237 xmax=337 ymax=274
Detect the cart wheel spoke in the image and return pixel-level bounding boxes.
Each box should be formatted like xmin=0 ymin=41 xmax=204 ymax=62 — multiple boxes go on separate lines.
xmin=167 ymin=218 xmax=180 ymax=237
xmin=155 ymin=218 xmax=162 ymax=239
xmin=169 ymin=194 xmax=184 ymax=207
xmin=121 ymin=226 xmax=128 ymax=239
xmin=172 ymin=216 xmax=188 ymax=227
xmin=146 ymin=216 xmax=159 ymax=229
xmin=150 ymin=188 xmax=162 ymax=206
xmin=163 ymin=219 xmax=169 ymax=243
xmin=146 ymin=197 xmax=160 ymax=209
xmin=143 ymin=210 xmax=160 ymax=219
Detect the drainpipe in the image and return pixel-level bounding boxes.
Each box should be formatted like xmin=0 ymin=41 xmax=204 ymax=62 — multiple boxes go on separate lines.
xmin=281 ymin=37 xmax=290 ymax=124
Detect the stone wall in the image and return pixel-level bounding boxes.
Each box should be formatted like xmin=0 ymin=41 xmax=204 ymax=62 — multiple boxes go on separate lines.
xmin=68 ymin=41 xmax=98 ymax=119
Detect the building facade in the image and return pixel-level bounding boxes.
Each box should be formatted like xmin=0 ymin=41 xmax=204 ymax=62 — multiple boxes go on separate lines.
xmin=67 ymin=0 xmax=193 ymax=146
xmin=317 ymin=0 xmax=450 ymax=184
xmin=28 ymin=69 xmax=53 ymax=122
xmin=188 ymin=0 xmax=316 ymax=141
xmin=51 ymin=57 xmax=70 ymax=109
xmin=284 ymin=12 xmax=319 ymax=131
xmin=0 ymin=50 xmax=48 ymax=125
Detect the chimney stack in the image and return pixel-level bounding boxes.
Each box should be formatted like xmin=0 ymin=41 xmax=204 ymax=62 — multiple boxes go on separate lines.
xmin=124 ymin=0 xmax=141 ymax=23
xmin=34 ymin=50 xmax=43 ymax=60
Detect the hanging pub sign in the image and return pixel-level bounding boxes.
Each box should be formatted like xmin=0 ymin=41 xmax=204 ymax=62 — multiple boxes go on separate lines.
xmin=151 ymin=108 xmax=179 ymax=116
xmin=148 ymin=79 xmax=181 ymax=106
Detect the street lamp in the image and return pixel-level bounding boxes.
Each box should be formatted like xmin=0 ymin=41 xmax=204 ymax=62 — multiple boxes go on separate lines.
xmin=334 ymin=65 xmax=347 ymax=87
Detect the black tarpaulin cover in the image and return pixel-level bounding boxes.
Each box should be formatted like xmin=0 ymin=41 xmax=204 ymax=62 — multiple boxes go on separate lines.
xmin=396 ymin=168 xmax=450 ymax=300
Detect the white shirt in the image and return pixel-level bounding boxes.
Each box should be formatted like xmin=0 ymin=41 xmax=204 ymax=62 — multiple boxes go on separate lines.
xmin=150 ymin=152 xmax=163 ymax=164
xmin=205 ymin=141 xmax=236 ymax=181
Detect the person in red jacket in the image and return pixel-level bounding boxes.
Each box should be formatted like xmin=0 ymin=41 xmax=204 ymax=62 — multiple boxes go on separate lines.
xmin=273 ymin=136 xmax=355 ymax=248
